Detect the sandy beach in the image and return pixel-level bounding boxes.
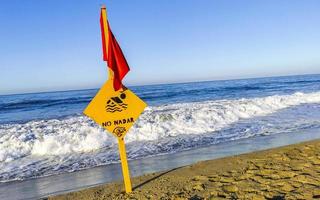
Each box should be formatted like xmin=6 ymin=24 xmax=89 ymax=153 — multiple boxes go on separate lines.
xmin=49 ymin=139 xmax=320 ymax=200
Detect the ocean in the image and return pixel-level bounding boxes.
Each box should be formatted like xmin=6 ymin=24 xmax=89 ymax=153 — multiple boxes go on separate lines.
xmin=1 ymin=74 xmax=320 ymax=183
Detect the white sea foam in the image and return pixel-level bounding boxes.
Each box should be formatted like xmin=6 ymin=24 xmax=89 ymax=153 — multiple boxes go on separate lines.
xmin=1 ymin=91 xmax=320 ymax=181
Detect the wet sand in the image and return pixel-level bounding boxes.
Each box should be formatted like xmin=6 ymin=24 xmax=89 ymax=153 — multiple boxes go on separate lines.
xmin=50 ymin=139 xmax=320 ymax=200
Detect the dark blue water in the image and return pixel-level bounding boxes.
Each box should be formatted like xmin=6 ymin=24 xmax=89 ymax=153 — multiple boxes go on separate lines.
xmin=1 ymin=74 xmax=320 ymax=125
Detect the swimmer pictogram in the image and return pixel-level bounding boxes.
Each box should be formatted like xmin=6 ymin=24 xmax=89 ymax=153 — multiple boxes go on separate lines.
xmin=106 ymin=93 xmax=128 ymax=113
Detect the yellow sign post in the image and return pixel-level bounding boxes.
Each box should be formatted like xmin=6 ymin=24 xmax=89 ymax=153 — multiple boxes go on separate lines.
xmin=84 ymin=78 xmax=147 ymax=193
xmin=84 ymin=6 xmax=147 ymax=193
xmin=118 ymin=137 xmax=132 ymax=192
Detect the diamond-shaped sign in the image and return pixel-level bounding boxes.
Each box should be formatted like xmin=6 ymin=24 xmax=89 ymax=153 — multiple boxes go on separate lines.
xmin=84 ymin=79 xmax=147 ymax=138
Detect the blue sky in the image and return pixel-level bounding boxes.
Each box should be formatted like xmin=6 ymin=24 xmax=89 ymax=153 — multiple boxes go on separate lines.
xmin=0 ymin=0 xmax=320 ymax=95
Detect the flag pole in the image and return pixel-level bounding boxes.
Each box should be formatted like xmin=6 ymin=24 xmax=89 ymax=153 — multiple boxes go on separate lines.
xmin=118 ymin=137 xmax=132 ymax=193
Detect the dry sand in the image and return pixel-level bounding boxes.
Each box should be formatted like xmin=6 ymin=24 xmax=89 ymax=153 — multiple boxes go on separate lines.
xmin=49 ymin=139 xmax=320 ymax=200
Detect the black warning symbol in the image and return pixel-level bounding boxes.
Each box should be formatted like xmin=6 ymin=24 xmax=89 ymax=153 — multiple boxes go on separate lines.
xmin=106 ymin=93 xmax=128 ymax=113
xmin=113 ymin=127 xmax=126 ymax=137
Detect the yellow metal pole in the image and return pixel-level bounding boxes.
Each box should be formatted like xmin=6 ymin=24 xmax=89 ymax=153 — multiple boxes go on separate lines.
xmin=118 ymin=138 xmax=132 ymax=193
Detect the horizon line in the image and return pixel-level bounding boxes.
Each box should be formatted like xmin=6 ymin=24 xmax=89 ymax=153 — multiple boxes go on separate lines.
xmin=0 ymin=72 xmax=319 ymax=97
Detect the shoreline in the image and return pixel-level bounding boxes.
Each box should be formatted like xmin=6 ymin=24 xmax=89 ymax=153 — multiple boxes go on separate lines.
xmin=50 ymin=139 xmax=320 ymax=200
xmin=1 ymin=129 xmax=320 ymax=200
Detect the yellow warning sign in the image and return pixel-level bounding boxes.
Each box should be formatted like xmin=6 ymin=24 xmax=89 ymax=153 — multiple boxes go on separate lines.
xmin=84 ymin=79 xmax=147 ymax=138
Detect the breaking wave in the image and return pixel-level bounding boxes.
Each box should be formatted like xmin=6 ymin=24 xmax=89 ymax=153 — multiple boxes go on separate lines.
xmin=1 ymin=91 xmax=320 ymax=182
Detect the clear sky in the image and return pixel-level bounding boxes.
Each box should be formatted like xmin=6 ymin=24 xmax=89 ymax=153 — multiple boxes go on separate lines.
xmin=0 ymin=0 xmax=320 ymax=95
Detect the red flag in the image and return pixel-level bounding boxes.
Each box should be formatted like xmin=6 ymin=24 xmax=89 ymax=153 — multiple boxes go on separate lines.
xmin=100 ymin=9 xmax=130 ymax=91
xmin=107 ymin=23 xmax=130 ymax=91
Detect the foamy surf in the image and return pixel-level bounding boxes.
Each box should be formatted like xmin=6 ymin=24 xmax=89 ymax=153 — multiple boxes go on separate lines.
xmin=1 ymin=91 xmax=320 ymax=182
